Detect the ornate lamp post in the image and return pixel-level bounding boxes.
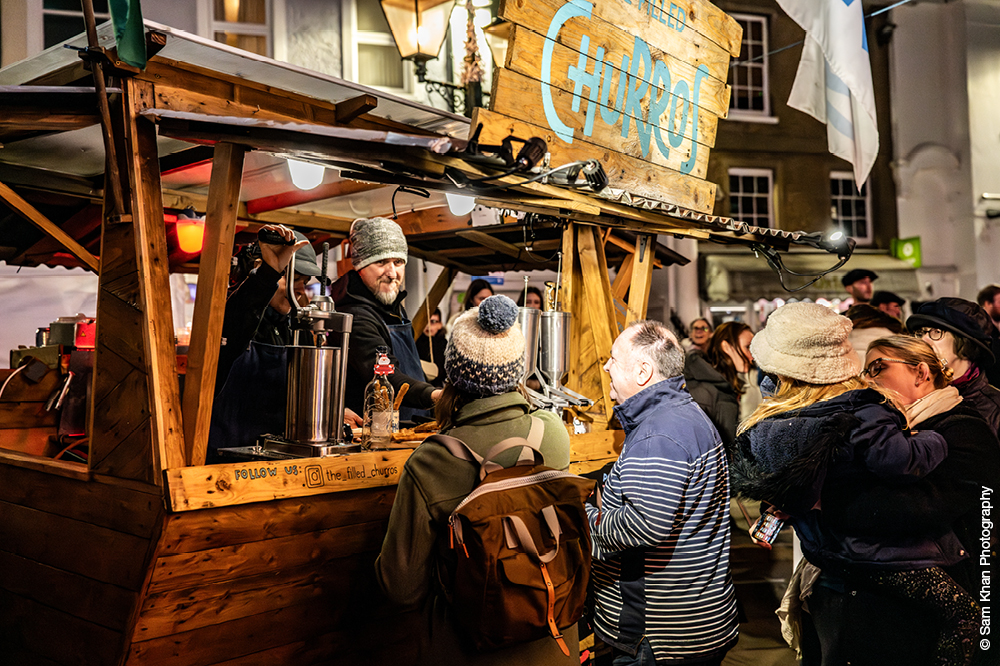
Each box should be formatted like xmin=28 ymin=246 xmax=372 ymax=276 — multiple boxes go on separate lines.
xmin=380 ymin=0 xmax=484 ymax=116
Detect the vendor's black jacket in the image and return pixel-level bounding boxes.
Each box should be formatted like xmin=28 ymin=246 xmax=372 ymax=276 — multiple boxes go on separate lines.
xmin=217 ymin=263 xmax=290 ymax=394
xmin=330 ymin=270 xmax=435 ymax=415
xmin=954 ymin=366 xmax=1000 ymax=435
xmin=683 ymin=350 xmax=739 ymax=446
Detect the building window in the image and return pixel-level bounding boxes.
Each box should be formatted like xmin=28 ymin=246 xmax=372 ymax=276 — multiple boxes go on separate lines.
xmin=728 ymin=14 xmax=772 ymax=120
xmin=830 ymin=171 xmax=872 ymax=244
xmin=729 ymin=168 xmax=774 ymax=228
xmin=43 ymin=0 xmax=110 ymax=49
xmin=343 ymin=0 xmax=407 ymax=91
xmin=212 ymin=0 xmax=270 ymax=56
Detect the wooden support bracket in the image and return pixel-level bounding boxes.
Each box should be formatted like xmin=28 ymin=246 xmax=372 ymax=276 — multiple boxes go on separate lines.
xmin=0 ymin=180 xmax=100 ymax=272
xmin=578 ymin=226 xmax=618 ymax=421
xmin=412 ymin=266 xmax=456 ymax=340
xmin=625 ymin=233 xmax=655 ymax=326
xmin=455 ymin=229 xmax=523 ymax=260
xmin=335 ymin=94 xmax=378 ymax=124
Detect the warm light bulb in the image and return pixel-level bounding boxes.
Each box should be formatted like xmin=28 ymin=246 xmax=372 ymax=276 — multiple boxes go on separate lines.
xmin=176 ymin=220 xmax=205 ymax=253
xmin=288 ymin=159 xmax=325 ymax=190
xmin=446 ymin=193 xmax=476 ymax=216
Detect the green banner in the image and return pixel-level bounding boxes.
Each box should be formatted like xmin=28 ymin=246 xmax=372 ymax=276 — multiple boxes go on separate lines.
xmin=109 ymin=0 xmax=146 ymax=69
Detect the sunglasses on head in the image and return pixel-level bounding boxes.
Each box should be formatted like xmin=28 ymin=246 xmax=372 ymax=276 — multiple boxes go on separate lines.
xmin=862 ymin=357 xmax=917 ymax=378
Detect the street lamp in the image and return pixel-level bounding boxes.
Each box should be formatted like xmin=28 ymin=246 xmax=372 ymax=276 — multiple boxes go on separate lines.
xmin=380 ymin=0 xmax=456 ymax=81
xmin=381 ymin=0 xmax=488 ymax=116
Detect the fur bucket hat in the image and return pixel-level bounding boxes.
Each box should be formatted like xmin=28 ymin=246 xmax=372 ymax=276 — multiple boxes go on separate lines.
xmin=750 ymin=302 xmax=861 ymax=384
xmin=445 ymin=295 xmax=525 ymax=397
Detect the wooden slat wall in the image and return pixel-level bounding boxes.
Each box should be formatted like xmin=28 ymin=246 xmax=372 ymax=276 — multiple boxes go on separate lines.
xmin=0 ymin=464 xmax=162 ymax=666
xmin=124 ymin=486 xmax=420 ymax=666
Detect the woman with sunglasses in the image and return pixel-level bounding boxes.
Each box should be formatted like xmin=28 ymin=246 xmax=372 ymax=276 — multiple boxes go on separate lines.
xmin=907 ymin=297 xmax=1000 ymax=434
xmin=686 ymin=317 xmax=714 ymax=352
xmin=730 ymin=303 xmax=974 ymax=665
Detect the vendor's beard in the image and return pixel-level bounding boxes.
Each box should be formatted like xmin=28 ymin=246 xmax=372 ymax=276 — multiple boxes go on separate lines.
xmin=373 ymin=281 xmax=400 ymax=305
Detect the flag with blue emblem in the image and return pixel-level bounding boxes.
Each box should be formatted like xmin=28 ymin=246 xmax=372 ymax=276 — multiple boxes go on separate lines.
xmin=777 ymin=0 xmax=878 ymax=188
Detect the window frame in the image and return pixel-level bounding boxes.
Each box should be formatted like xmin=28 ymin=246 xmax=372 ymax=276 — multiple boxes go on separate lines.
xmin=341 ymin=0 xmax=413 ymax=96
xmin=829 ymin=170 xmax=873 ymax=245
xmin=726 ymin=13 xmax=777 ymax=124
xmin=197 ymin=0 xmax=282 ymax=59
xmin=728 ymin=167 xmax=775 ymax=229
xmin=39 ymin=0 xmax=110 ymax=50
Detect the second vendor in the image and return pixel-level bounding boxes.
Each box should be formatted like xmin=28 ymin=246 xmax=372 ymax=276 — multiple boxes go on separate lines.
xmin=331 ymin=216 xmax=441 ymax=421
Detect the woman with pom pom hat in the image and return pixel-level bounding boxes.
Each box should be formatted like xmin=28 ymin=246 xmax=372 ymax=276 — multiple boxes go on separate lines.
xmin=375 ymin=295 xmax=577 ymax=665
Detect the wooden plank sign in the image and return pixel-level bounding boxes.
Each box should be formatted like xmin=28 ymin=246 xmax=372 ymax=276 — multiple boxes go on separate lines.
xmin=164 ymin=450 xmax=412 ymax=512
xmin=490 ymin=0 xmax=741 ymax=211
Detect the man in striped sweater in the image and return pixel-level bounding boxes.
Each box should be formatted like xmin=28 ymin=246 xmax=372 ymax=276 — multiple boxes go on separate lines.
xmin=588 ymin=320 xmax=739 ymax=665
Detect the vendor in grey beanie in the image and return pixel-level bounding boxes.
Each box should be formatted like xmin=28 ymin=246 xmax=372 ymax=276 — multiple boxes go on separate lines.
xmin=350 ymin=216 xmax=409 ymax=270
xmin=331 ymin=216 xmax=442 ymax=421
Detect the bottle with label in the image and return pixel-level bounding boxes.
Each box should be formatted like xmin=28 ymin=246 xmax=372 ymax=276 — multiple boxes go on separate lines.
xmin=362 ymin=346 xmax=395 ymax=449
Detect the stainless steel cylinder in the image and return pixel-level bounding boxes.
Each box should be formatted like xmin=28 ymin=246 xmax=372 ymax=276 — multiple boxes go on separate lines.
xmin=538 ymin=311 xmax=572 ymax=387
xmin=285 ymin=346 xmax=341 ymax=443
xmin=517 ymin=307 xmax=540 ymax=381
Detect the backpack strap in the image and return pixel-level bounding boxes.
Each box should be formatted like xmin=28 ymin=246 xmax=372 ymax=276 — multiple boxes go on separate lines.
xmin=426 ymin=434 xmax=483 ymax=466
xmin=480 ymin=416 xmax=545 ymax=479
xmin=503 ymin=506 xmax=571 ymax=657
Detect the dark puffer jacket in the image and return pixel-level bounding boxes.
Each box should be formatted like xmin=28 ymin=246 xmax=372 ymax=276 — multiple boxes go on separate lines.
xmin=731 ymin=389 xmax=964 ymax=571
xmin=683 ymin=351 xmax=739 ymax=446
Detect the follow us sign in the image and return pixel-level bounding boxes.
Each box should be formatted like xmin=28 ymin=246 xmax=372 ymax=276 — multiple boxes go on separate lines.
xmin=487 ymin=0 xmax=741 ymax=211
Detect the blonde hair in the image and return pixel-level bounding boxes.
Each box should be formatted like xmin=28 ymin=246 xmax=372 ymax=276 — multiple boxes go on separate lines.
xmin=867 ymin=335 xmax=954 ymax=389
xmin=738 ymin=376 xmax=876 ymax=435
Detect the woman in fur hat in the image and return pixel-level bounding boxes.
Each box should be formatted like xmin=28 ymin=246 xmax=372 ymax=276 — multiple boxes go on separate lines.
xmin=731 ymin=302 xmax=978 ymax=666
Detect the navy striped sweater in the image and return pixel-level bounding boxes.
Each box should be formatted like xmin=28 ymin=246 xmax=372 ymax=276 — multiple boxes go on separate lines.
xmin=586 ymin=376 xmax=739 ymax=663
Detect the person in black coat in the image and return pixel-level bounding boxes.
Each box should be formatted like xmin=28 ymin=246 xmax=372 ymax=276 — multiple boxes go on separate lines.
xmin=683 ymin=321 xmax=758 ymax=447
xmin=907 ymin=297 xmax=1000 ymax=435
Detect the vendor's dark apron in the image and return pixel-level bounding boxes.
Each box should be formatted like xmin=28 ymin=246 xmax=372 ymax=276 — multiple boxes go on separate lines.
xmin=387 ymin=320 xmax=430 ymax=422
xmin=207 ymin=341 xmax=287 ymax=463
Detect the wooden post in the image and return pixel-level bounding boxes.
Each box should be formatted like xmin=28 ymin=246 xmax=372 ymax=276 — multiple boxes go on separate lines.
xmin=625 ymin=233 xmax=655 ymax=326
xmin=411 ymin=266 xmax=456 ymax=340
xmin=89 ymin=78 xmax=185 ymax=483
xmin=577 ymin=226 xmax=618 ymax=421
xmin=183 ymin=143 xmax=246 ymax=466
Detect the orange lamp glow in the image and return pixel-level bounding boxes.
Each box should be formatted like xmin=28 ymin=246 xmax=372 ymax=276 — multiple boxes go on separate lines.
xmin=176 ymin=218 xmax=205 ymax=253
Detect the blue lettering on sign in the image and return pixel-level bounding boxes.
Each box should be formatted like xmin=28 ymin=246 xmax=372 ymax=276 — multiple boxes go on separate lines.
xmin=550 ymin=0 xmax=708 ymax=174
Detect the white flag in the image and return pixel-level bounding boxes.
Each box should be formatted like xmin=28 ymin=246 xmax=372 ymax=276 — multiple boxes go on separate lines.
xmin=777 ymin=0 xmax=879 ymax=189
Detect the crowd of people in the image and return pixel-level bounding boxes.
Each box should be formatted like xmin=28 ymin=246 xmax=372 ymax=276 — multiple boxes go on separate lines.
xmin=214 ymin=218 xmax=997 ymax=666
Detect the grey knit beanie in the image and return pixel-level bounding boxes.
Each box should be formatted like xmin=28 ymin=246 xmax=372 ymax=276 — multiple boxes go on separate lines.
xmin=349 ymin=217 xmax=408 ymax=270
xmin=750 ymin=302 xmax=861 ymax=384
xmin=445 ymin=295 xmax=525 ymax=397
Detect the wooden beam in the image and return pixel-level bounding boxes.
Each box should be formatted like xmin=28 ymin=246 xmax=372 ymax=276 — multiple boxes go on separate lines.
xmin=455 ymin=229 xmax=524 ymax=260
xmin=124 ymin=78 xmax=187 ymax=477
xmin=0 ymin=180 xmax=100 ymax=272
xmin=561 ymin=224 xmax=578 ymax=388
xmin=412 ymin=266 xmax=456 ymax=340
xmin=334 ymin=94 xmax=378 ymax=124
xmin=577 ymin=226 xmax=618 ymax=420
xmin=611 ymin=253 xmax=635 ymax=302
xmin=607 ymin=234 xmax=663 ymax=268
xmin=183 ymin=143 xmax=246 ymax=467
xmin=161 ymin=188 xmax=354 ymax=234
xmin=625 ymin=234 xmax=655 ymax=326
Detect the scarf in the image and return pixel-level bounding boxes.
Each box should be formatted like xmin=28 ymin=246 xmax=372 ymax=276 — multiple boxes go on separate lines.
xmin=904 ymin=385 xmax=963 ymax=428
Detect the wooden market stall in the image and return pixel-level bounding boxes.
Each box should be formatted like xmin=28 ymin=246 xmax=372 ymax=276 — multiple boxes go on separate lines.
xmin=0 ymin=8 xmax=849 ymax=666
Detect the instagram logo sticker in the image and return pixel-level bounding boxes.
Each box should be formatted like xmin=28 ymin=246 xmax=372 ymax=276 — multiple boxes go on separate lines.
xmin=304 ymin=465 xmax=324 ymax=488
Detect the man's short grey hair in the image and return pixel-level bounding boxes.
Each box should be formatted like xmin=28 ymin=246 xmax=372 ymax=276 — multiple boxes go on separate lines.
xmin=626 ymin=319 xmax=684 ymax=379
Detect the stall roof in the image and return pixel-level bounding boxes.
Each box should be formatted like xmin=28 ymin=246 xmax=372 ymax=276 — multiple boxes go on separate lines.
xmin=0 ymin=21 xmax=845 ymax=275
